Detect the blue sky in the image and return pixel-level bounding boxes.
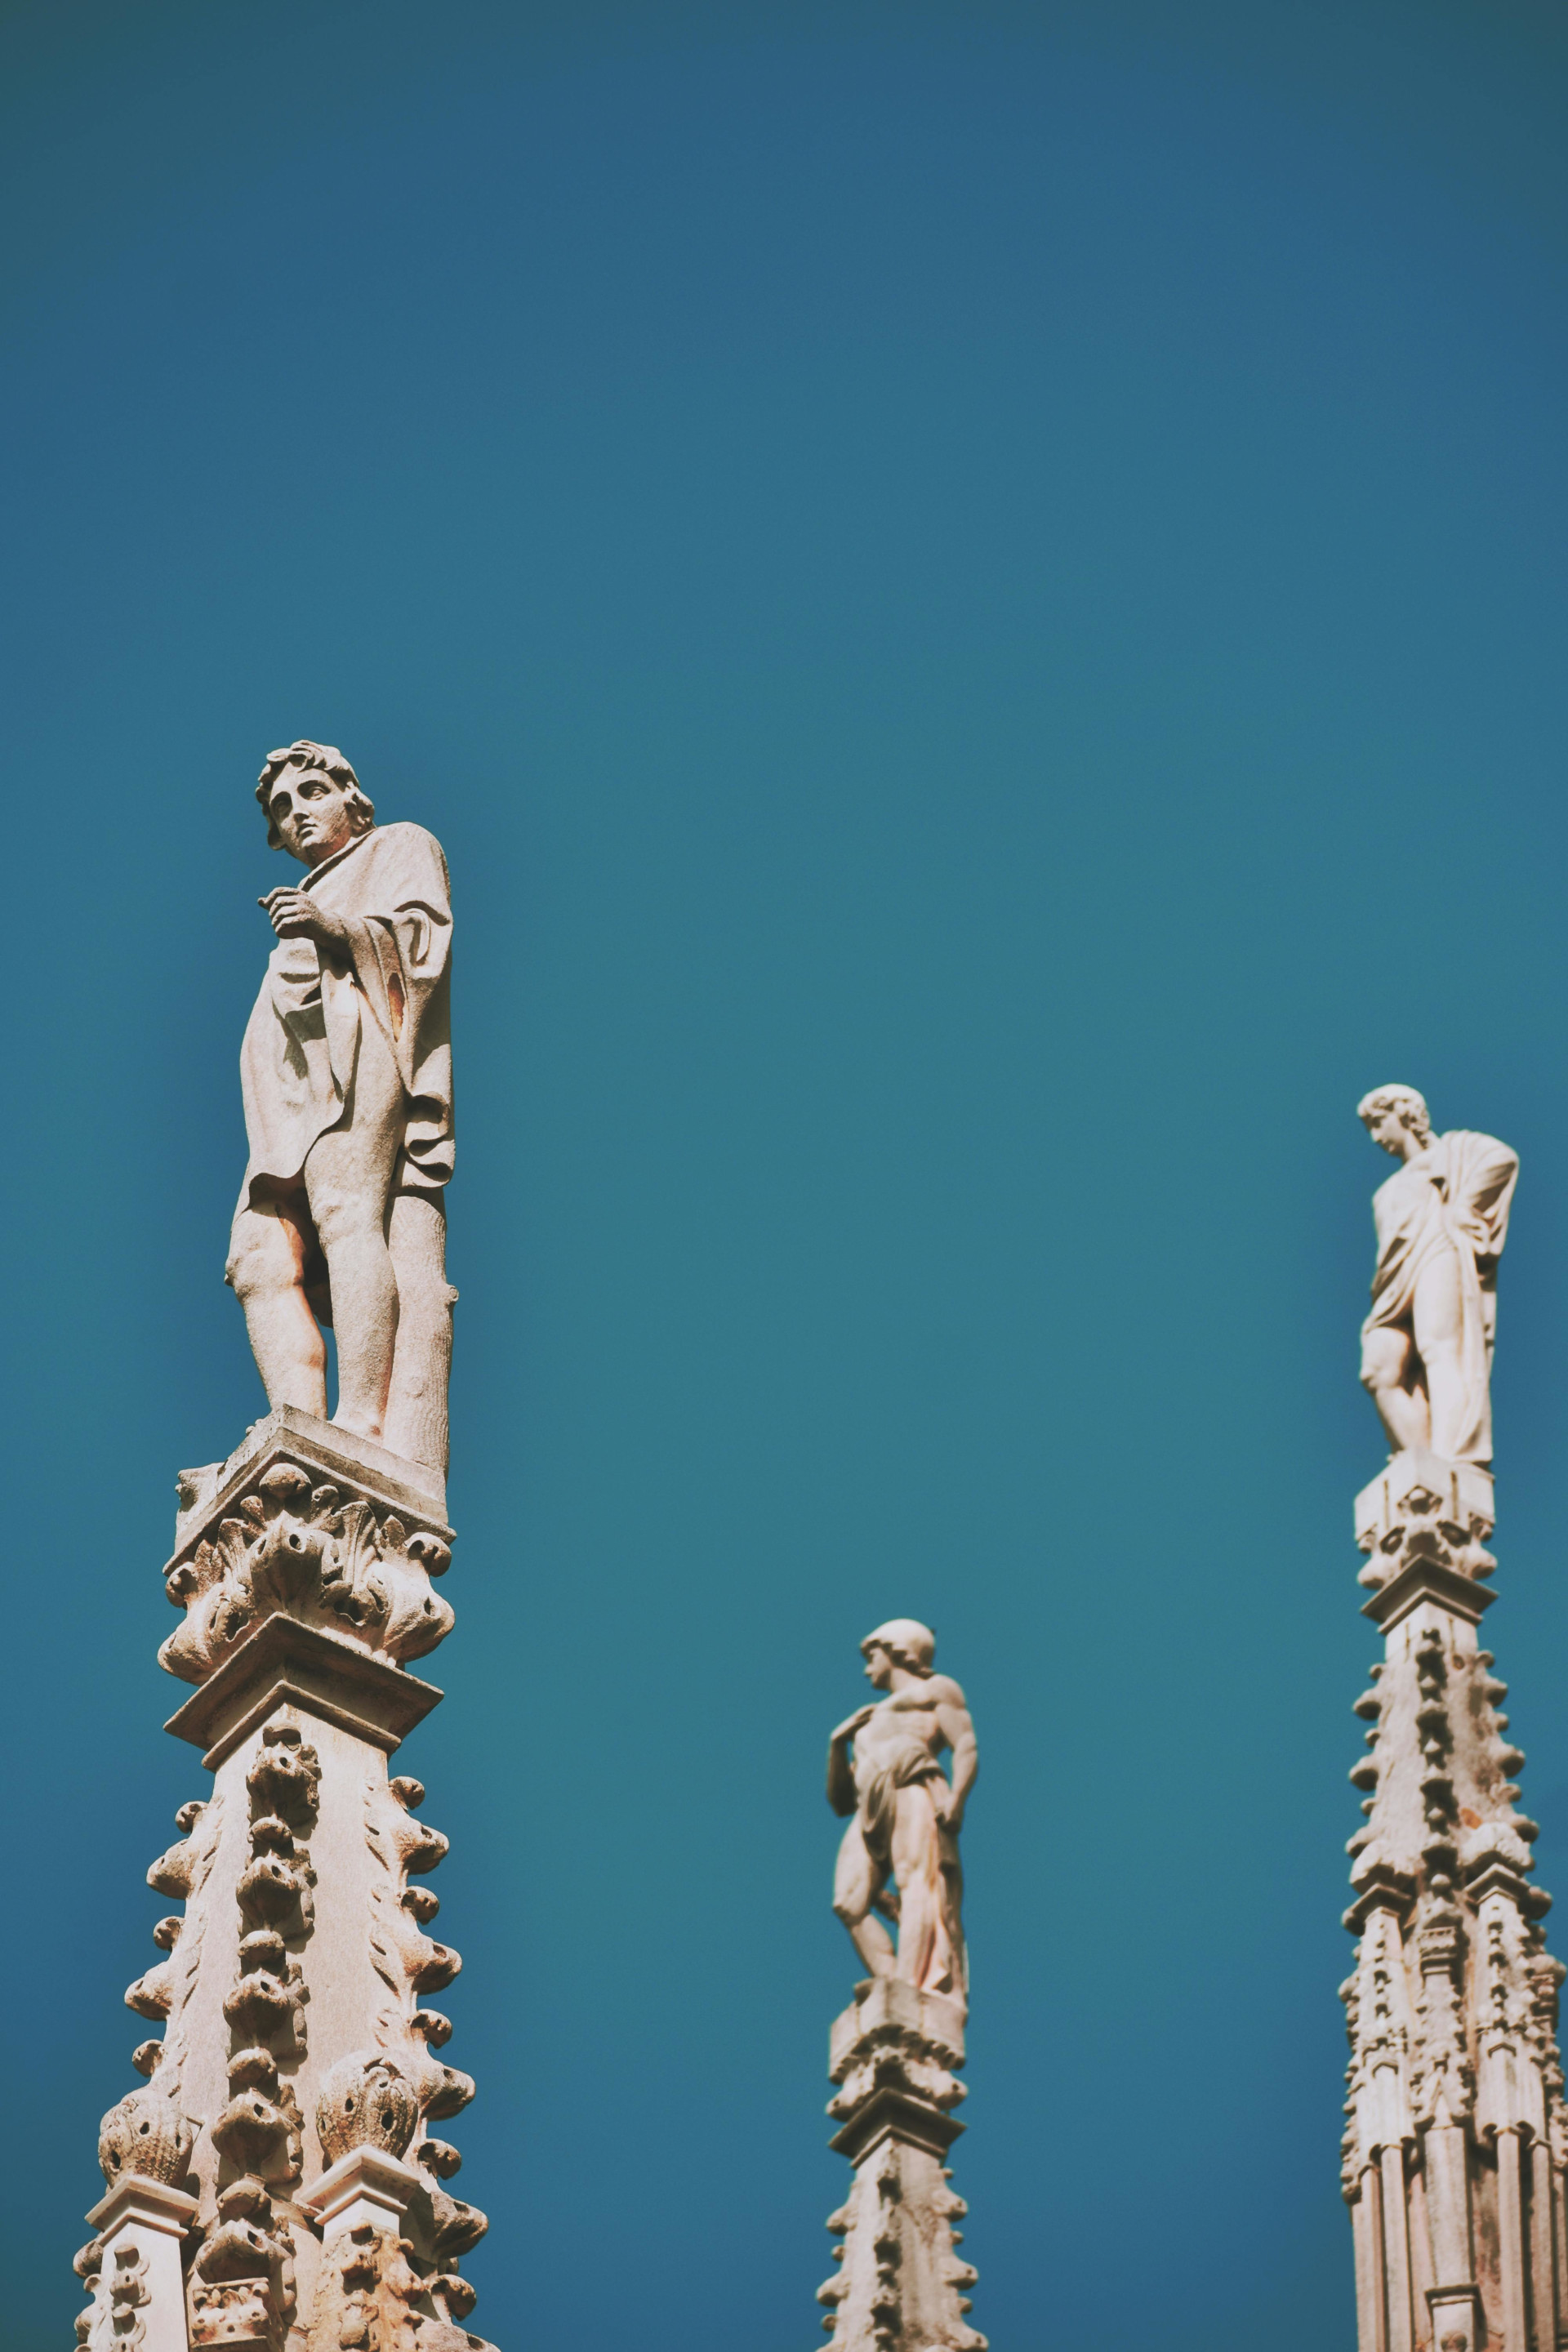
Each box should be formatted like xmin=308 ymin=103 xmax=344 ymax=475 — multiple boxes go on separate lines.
xmin=5 ymin=4 xmax=1568 ymax=2348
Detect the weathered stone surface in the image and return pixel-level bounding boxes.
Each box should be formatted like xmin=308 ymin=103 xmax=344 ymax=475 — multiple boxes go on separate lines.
xmin=70 ymin=768 xmax=489 ymax=2348
xmin=163 ymin=1411 xmax=455 ymax=1687
xmin=74 ymin=1414 xmax=492 ymax=2350
xmin=818 ymin=1982 xmax=982 ymax=2352
xmin=1356 ymin=1085 xmax=1517 ymax=1468
xmin=1343 ymin=1100 xmax=1566 ymax=2352
xmin=227 ymin=743 xmax=454 ymax=1477
xmin=818 ymin=1633 xmax=983 ymax=2352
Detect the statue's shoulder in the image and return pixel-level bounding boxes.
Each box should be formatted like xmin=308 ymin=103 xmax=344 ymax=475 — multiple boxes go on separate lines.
xmin=1438 ymin=1129 xmax=1519 ymax=1176
xmin=923 ymin=1673 xmax=968 ymax=1708
xmin=372 ymin=818 xmax=447 ymax=857
xmin=363 ymin=821 xmax=451 ymax=887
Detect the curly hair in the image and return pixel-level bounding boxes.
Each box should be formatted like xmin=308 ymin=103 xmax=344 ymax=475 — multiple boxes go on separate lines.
xmin=1356 ymin=1084 xmax=1431 ymax=1139
xmin=255 ymin=740 xmax=376 ymax=851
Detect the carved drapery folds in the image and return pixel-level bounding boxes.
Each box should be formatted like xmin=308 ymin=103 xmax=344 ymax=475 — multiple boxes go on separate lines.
xmin=162 ymin=1459 xmax=454 ymax=1684
xmin=1343 ymin=1452 xmax=1568 ymax=2352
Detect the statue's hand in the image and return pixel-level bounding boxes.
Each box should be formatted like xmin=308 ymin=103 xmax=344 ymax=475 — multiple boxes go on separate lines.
xmin=261 ymin=889 xmax=345 ymax=945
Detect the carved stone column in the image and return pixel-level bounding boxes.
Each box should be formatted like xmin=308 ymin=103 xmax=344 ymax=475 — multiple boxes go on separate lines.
xmin=815 ymin=1979 xmax=984 ymax=2352
xmin=72 ymin=1406 xmax=496 ymax=2352
xmin=1342 ymin=1450 xmax=1568 ymax=2352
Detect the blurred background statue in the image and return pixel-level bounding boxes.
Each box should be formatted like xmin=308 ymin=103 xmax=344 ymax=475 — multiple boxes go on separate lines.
xmin=1357 ymin=1084 xmax=1517 ymax=1467
xmin=827 ymin=1619 xmax=977 ymax=2012
xmin=226 ymin=740 xmax=456 ymax=1474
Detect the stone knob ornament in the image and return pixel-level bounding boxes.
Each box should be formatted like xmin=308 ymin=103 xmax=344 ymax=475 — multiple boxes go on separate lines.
xmin=315 ymin=2051 xmax=419 ymax=2165
xmin=97 ymin=2086 xmax=197 ymax=2186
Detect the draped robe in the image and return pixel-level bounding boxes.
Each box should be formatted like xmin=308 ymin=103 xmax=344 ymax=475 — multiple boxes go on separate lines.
xmin=1363 ymin=1129 xmax=1517 ymax=1464
xmin=237 ymin=822 xmax=453 ymax=1240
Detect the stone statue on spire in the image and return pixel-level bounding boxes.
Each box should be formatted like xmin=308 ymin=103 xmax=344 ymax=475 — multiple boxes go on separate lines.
xmin=827 ymin=1619 xmax=977 ymax=2013
xmin=1356 ymin=1084 xmax=1517 ymax=1467
xmin=225 ymin=740 xmax=456 ymax=1474
xmin=816 ymin=1623 xmax=985 ymax=2352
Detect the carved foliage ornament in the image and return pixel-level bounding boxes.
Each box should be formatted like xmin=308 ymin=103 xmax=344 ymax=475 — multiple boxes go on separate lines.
xmin=161 ymin=1462 xmax=454 ymax=1684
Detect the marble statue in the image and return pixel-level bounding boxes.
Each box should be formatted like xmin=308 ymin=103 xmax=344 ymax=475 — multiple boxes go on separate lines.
xmin=226 ymin=741 xmax=456 ymax=1473
xmin=1357 ymin=1085 xmax=1517 ymax=1467
xmin=828 ymin=1620 xmax=977 ymax=2011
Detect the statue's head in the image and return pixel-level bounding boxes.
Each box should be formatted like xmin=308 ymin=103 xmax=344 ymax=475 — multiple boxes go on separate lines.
xmin=861 ymin=1619 xmax=936 ymax=1686
xmin=256 ymin=741 xmax=376 ymax=865
xmin=1358 ymin=1084 xmax=1432 ymax=1159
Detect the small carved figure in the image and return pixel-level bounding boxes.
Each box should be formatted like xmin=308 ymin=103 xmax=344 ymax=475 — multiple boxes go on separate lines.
xmin=827 ymin=1620 xmax=977 ymax=2011
xmin=226 ymin=741 xmax=455 ymax=1472
xmin=1357 ymin=1086 xmax=1517 ymax=1466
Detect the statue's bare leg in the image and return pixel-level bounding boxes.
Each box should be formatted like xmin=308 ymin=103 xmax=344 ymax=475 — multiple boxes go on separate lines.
xmin=890 ymin=1784 xmax=945 ymax=1992
xmin=384 ymin=1183 xmax=456 ymax=1473
xmin=834 ymin=1817 xmax=896 ymax=1977
xmin=303 ymin=1018 xmax=405 ymax=1442
xmin=227 ymin=1194 xmax=328 ymax=1417
xmin=1411 ymin=1250 xmax=1468 ymax=1458
xmin=1360 ymin=1325 xmax=1429 ymax=1454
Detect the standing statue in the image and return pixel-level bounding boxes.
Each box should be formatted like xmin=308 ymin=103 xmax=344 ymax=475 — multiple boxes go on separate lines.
xmin=1357 ymin=1085 xmax=1517 ymax=1467
xmin=226 ymin=741 xmax=456 ymax=1474
xmin=827 ymin=1619 xmax=977 ymax=2012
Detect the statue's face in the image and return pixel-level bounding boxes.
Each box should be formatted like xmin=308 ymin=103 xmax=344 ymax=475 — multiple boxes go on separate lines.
xmin=1365 ymin=1103 xmax=1428 ymax=1160
xmin=862 ymin=1644 xmax=894 ymax=1690
xmin=265 ymin=764 xmax=360 ymax=867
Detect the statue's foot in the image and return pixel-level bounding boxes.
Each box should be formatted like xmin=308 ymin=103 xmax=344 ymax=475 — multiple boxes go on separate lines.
xmin=331 ymin=1410 xmax=385 ymax=1443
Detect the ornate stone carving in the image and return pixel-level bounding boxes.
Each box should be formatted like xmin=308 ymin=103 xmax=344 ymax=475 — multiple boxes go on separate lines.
xmin=363 ymin=1773 xmax=473 ymax=2123
xmin=1355 ymin=1452 xmax=1497 ymax=1596
xmin=96 ymin=2087 xmax=197 ymax=2188
xmin=305 ymin=2218 xmax=425 ymax=2352
xmin=190 ymin=2176 xmax=296 ymax=2347
xmin=204 ymin=1717 xmax=319 ymax=2191
xmin=817 ymin=1919 xmax=982 ymax=2345
xmin=68 ymin=776 xmax=497 ymax=2345
xmin=161 ymin=1463 xmax=454 ymax=1684
xmin=105 ymin=2240 xmax=149 ymax=2351
xmin=1343 ymin=1107 xmax=1568 ymax=2352
xmin=136 ymin=1792 xmax=225 ymax=2102
xmin=317 ymin=2053 xmax=421 ymax=2165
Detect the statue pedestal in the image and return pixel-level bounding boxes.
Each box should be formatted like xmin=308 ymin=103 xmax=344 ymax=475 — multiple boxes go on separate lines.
xmin=71 ymin=1413 xmax=495 ymax=2352
xmin=817 ymin=1980 xmax=984 ymax=2352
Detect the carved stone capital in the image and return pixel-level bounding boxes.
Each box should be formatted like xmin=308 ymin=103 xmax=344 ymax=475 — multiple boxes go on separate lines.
xmin=1355 ymin=1452 xmax=1496 ymax=1596
xmin=163 ymin=1410 xmax=456 ymax=1689
xmin=828 ymin=1979 xmax=969 ymax=2165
